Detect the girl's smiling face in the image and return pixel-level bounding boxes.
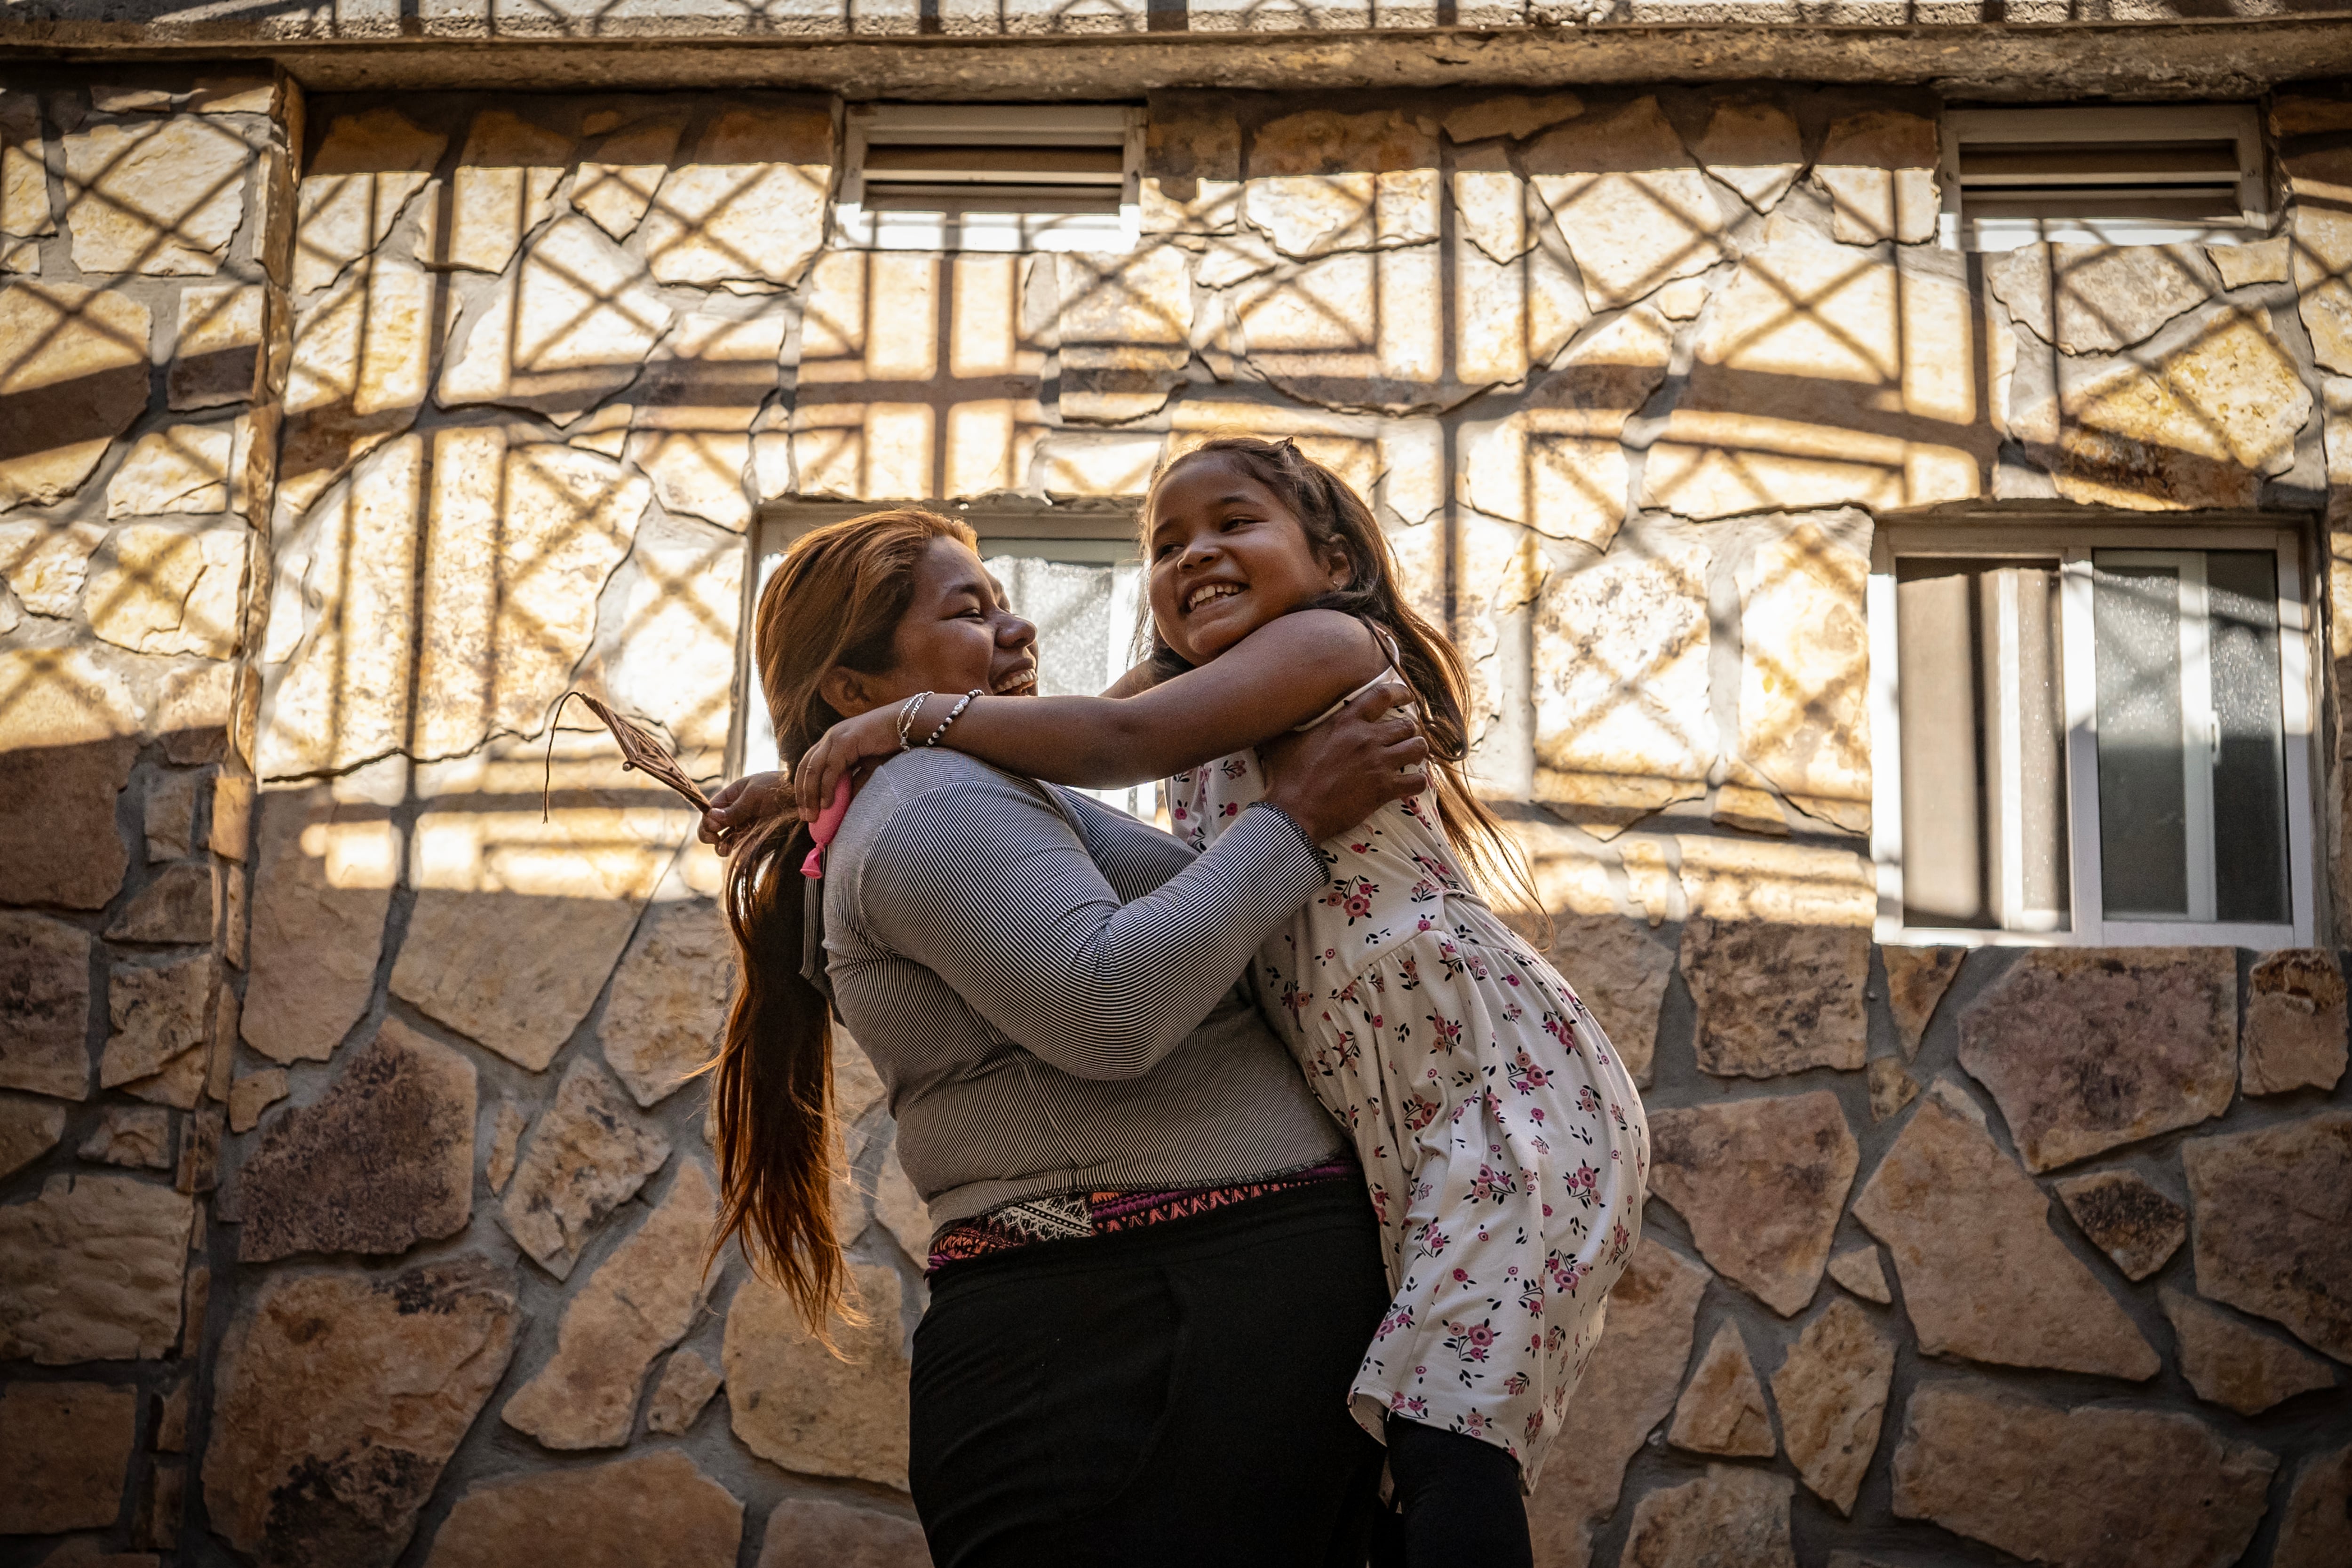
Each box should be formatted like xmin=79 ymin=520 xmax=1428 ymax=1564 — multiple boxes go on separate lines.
xmin=1146 ymin=451 xmax=1351 ymax=665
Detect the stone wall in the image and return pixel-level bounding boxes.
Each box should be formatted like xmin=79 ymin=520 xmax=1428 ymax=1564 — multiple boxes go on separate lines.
xmin=0 ymin=66 xmax=2348 ymax=1568
xmin=0 ymin=64 xmax=294 ymax=1561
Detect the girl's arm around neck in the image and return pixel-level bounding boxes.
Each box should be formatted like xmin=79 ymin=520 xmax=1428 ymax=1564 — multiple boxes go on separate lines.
xmin=937 ymin=609 xmax=1387 ymax=788
xmin=791 ymin=611 xmax=1391 ymax=817
xmin=1100 ymin=658 xmax=1161 ymax=699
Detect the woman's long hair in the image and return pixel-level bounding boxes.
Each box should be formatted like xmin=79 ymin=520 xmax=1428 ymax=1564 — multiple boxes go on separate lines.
xmin=707 ymin=508 xmax=977 ymax=1333
xmin=1146 ymin=437 xmax=1536 ymax=915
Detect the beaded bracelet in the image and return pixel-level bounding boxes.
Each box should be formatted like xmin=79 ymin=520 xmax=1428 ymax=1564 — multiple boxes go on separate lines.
xmin=895 ymin=691 xmax=933 ymax=752
xmin=923 ymin=689 xmax=986 ymax=748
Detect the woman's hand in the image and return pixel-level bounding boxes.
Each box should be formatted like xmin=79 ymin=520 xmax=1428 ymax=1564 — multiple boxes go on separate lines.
xmin=699 ymin=772 xmax=796 ymax=857
xmin=1258 ymin=682 xmax=1430 ymax=844
xmin=795 ymin=703 xmax=916 ymax=819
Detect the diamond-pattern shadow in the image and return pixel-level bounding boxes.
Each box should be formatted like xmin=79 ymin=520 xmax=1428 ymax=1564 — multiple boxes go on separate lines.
xmin=4 ymin=88 xmax=2338 ymax=922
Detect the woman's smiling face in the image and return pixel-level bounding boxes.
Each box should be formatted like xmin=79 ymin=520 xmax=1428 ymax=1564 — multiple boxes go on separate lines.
xmin=829 ymin=538 xmax=1040 ymax=716
xmin=1146 ymin=451 xmax=1350 ymax=666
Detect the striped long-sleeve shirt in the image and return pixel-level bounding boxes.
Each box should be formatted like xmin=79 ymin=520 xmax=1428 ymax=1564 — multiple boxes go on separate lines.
xmin=823 ymin=748 xmax=1347 ymax=1231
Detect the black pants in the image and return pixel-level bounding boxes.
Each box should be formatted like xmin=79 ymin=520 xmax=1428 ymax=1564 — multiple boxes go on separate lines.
xmin=910 ymin=1180 xmax=1391 ymax=1568
xmin=1373 ymin=1419 xmax=1534 ymax=1568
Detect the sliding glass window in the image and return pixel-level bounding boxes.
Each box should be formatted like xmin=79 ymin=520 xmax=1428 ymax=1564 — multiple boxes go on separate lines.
xmin=1871 ymin=524 xmax=2312 ymax=948
xmin=2092 ymin=549 xmax=2288 ymax=927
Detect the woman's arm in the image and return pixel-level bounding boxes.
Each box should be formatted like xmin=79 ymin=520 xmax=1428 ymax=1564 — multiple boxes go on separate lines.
xmin=796 ymin=609 xmax=1387 ymax=815
xmin=855 ymin=775 xmax=1324 ymax=1081
xmin=850 ymin=683 xmax=1427 ymax=1081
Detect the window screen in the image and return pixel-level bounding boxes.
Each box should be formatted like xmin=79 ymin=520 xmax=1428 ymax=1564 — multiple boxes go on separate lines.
xmin=1896 ymin=559 xmax=2069 ymax=931
xmin=976 ymin=546 xmax=1153 ymax=822
xmin=2093 ymin=549 xmax=2288 ymax=925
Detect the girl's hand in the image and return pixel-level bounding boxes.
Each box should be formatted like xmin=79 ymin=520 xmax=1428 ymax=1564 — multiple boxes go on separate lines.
xmin=699 ymin=772 xmax=796 ymax=857
xmin=795 ymin=704 xmax=913 ymax=818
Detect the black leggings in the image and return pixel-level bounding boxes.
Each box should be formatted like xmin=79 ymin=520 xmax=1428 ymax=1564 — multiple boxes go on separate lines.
xmin=909 ymin=1180 xmax=1391 ymax=1568
xmin=1375 ymin=1419 xmax=1534 ymax=1568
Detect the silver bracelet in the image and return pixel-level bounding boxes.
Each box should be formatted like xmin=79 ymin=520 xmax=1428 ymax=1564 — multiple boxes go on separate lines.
xmin=923 ymin=688 xmax=985 ymax=747
xmin=895 ymin=691 xmax=933 ymax=751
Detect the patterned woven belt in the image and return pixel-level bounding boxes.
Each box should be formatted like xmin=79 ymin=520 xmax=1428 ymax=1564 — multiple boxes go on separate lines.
xmin=926 ymin=1155 xmax=1359 ymax=1274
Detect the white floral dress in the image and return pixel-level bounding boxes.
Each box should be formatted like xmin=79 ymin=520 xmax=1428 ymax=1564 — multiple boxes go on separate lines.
xmin=1170 ymin=725 xmax=1648 ymax=1489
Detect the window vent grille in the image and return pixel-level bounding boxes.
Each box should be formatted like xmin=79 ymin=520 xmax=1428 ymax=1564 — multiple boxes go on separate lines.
xmin=1941 ymin=107 xmax=2266 ymax=252
xmin=839 ymin=105 xmax=1143 ymax=254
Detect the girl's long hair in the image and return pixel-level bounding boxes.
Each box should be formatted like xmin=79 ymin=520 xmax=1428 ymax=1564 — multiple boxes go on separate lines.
xmin=1146 ymin=437 xmax=1537 ymax=914
xmin=707 ymin=507 xmax=977 ymax=1332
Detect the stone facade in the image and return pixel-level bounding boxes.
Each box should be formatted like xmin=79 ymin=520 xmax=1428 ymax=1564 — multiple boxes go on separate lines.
xmin=0 ymin=40 xmax=2348 ymax=1568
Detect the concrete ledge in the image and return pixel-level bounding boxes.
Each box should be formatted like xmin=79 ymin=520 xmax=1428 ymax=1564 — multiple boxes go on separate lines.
xmin=3 ymin=15 xmax=2351 ymax=97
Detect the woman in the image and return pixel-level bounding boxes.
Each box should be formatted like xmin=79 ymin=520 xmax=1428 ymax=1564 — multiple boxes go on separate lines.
xmin=703 ymin=508 xmax=1431 ymax=1566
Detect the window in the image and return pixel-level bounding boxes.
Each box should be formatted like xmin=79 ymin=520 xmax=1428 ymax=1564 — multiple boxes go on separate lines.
xmin=836 ymin=104 xmax=1143 ymax=254
xmin=742 ymin=502 xmax=1154 ymax=819
xmin=1868 ymin=521 xmax=2315 ymax=947
xmin=1940 ymin=106 xmax=2267 ymax=252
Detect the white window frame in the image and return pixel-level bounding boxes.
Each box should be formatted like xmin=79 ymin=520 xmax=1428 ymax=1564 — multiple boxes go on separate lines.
xmin=735 ymin=501 xmax=1144 ymax=780
xmin=1869 ymin=518 xmax=2317 ymax=949
xmin=835 ymin=103 xmax=1144 ymax=255
xmin=1939 ymin=105 xmax=2268 ymax=253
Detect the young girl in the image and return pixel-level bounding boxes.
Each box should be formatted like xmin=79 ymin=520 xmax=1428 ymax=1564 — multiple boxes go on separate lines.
xmin=794 ymin=438 xmax=1648 ymax=1564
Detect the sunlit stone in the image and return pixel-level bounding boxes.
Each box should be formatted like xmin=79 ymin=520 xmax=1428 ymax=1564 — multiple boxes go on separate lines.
xmin=2023 ymin=305 xmax=2314 ymax=511
xmin=572 ymin=113 xmax=685 ymax=241
xmin=417 ymin=108 xmax=571 ymax=276
xmin=0 ymin=90 xmax=52 ymax=263
xmin=594 ymin=522 xmax=744 ymax=774
xmin=1232 ymin=247 xmax=1462 ymax=413
xmin=257 ymin=436 xmax=425 ymax=778
xmin=1462 ymin=306 xmax=1672 ymax=551
xmin=1532 ymin=528 xmax=1715 ymax=831
xmin=1737 ymin=517 xmax=1871 ymax=833
xmin=628 ymin=304 xmax=789 ymax=531
xmin=439 ymin=214 xmax=675 ymax=423
xmin=1143 ymin=95 xmax=1240 ymax=236
xmin=1693 ymin=97 xmax=1804 ymax=214
xmin=1526 ymin=96 xmax=1732 ymax=312
xmin=293 ymin=107 xmax=447 ymax=295
xmin=800 ymin=249 xmax=940 ymax=383
xmin=0 ymin=283 xmax=151 ymax=509
xmin=1244 ymin=109 xmax=1439 ymax=260
xmin=412 ymin=428 xmax=652 ymax=759
xmin=1812 ymin=110 xmax=1939 ymax=247
xmin=793 ymin=401 xmax=937 ymax=501
xmin=642 ymin=103 xmax=831 ymax=289
xmin=277 ymin=255 xmax=437 ymax=514
xmin=106 ymin=425 xmax=233 ymax=518
xmin=1645 ymin=223 xmax=1982 ymax=519
xmin=62 ymin=116 xmax=248 ymax=276
xmin=0 ymin=517 xmax=105 ymax=617
xmin=87 ymin=523 xmax=244 ymax=659
xmin=1059 ymin=245 xmax=1193 ymax=421
xmin=169 ymin=282 xmax=265 ymax=410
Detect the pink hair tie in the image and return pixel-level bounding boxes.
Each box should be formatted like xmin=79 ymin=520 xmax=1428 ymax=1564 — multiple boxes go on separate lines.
xmin=801 ymin=776 xmax=853 ymax=879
